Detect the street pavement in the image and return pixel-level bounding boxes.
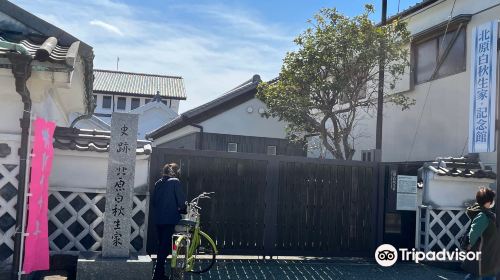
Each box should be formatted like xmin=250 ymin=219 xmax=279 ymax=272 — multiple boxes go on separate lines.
xmin=187 ymin=258 xmax=467 ymax=280
xmin=0 ymin=257 xmax=468 ymax=280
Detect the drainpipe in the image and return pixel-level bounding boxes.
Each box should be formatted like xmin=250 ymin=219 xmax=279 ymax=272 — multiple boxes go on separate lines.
xmin=179 ymin=115 xmax=204 ymax=150
xmin=190 ymin=123 xmax=204 ymax=150
xmin=6 ymin=52 xmax=33 ymax=280
xmin=70 ymin=55 xmax=95 ymax=128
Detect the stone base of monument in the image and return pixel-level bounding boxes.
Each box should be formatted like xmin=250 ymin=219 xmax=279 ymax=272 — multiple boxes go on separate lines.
xmin=76 ymin=252 xmax=153 ymax=280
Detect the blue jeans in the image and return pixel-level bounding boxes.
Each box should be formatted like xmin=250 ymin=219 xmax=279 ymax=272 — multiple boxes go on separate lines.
xmin=464 ymin=274 xmax=496 ymax=280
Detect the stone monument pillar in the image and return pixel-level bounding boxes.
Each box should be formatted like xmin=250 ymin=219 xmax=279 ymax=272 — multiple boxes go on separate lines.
xmin=76 ymin=113 xmax=153 ymax=280
xmin=102 ymin=112 xmax=138 ymax=258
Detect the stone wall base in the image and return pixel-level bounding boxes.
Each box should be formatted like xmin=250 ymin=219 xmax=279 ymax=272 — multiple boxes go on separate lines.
xmin=76 ymin=252 xmax=153 ymax=280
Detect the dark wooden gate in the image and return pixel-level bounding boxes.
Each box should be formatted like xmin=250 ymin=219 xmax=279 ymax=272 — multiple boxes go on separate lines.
xmin=147 ymin=148 xmax=380 ymax=257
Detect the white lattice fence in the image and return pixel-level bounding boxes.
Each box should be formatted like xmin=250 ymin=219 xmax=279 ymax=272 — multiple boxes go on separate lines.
xmin=416 ymin=205 xmax=470 ymax=253
xmin=0 ymin=164 xmax=19 ymax=264
xmin=48 ymin=190 xmax=148 ymax=253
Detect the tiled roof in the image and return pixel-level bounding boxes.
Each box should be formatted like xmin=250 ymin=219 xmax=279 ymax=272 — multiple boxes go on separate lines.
xmin=147 ymin=74 xmax=261 ymax=139
xmin=93 ymin=69 xmax=187 ymax=99
xmin=0 ymin=35 xmax=80 ymax=66
xmin=424 ymin=156 xmax=496 ymax=179
xmin=53 ymin=127 xmax=152 ymax=155
xmin=386 ymin=0 xmax=440 ymax=23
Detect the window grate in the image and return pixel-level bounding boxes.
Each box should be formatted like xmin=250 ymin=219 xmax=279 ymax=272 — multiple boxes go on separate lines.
xmin=228 ymin=143 xmax=238 ymax=153
xmin=267 ymin=146 xmax=277 ymax=156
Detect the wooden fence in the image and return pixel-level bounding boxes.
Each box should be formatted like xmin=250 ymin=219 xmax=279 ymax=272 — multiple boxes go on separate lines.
xmin=147 ymin=148 xmax=379 ymax=257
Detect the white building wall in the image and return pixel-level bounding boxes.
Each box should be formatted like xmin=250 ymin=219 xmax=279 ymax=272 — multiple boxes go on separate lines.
xmin=0 ymin=69 xmax=23 ymax=134
xmin=92 ymin=93 xmax=180 ymax=139
xmin=153 ymin=126 xmax=200 ymax=146
xmin=137 ymin=105 xmax=177 ymax=139
xmin=170 ymin=99 xmax=180 ymax=113
xmin=313 ymin=0 xmax=500 ymax=165
xmin=49 ymin=150 xmax=150 ymax=192
xmin=94 ymin=94 xmax=180 ymax=115
xmin=200 ymin=98 xmax=288 ymax=139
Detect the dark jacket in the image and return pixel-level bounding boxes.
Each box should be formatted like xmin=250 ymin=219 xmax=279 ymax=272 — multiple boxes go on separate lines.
xmin=461 ymin=203 xmax=499 ymax=276
xmin=151 ymin=176 xmax=187 ymax=225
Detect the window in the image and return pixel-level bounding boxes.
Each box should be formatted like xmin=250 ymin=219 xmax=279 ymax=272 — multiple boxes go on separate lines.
xmin=162 ymin=100 xmax=169 ymax=106
xmin=117 ymin=97 xmax=126 ymax=110
xmin=267 ymin=146 xmax=277 ymax=156
xmin=227 ymin=143 xmax=238 ymax=153
xmin=145 ymin=98 xmax=151 ymax=104
xmin=362 ymin=150 xmax=374 ymax=162
xmin=131 ymin=98 xmax=140 ymax=110
xmin=414 ymin=28 xmax=466 ymax=84
xmin=102 ymin=95 xmax=112 ymax=109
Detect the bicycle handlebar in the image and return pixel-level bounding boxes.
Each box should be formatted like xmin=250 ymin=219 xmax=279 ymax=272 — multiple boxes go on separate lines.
xmin=190 ymin=192 xmax=216 ymax=203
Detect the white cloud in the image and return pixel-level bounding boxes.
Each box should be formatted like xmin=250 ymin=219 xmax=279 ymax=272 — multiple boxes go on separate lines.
xmin=89 ymin=20 xmax=123 ymax=36
xmin=10 ymin=0 xmax=296 ymax=112
xmin=176 ymin=3 xmax=294 ymax=42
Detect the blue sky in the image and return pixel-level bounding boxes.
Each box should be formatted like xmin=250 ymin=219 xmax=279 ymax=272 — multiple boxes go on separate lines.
xmin=12 ymin=0 xmax=420 ymax=112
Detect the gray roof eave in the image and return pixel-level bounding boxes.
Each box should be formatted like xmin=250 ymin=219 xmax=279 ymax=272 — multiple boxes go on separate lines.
xmin=377 ymin=0 xmax=441 ymax=26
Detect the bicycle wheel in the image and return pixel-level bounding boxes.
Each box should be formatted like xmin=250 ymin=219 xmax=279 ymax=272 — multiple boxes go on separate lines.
xmin=191 ymin=231 xmax=217 ymax=274
xmin=171 ymin=237 xmax=188 ymax=280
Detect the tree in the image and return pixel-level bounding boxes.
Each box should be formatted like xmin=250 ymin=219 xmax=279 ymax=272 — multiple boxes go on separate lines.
xmin=257 ymin=5 xmax=414 ymax=160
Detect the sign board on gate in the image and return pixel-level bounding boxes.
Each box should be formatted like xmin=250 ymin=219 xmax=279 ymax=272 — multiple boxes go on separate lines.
xmin=469 ymin=21 xmax=498 ymax=153
xmin=396 ymin=175 xmax=417 ymax=211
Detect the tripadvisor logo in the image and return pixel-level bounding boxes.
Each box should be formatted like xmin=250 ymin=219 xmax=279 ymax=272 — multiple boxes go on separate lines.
xmin=375 ymin=244 xmax=398 ymax=267
xmin=375 ymin=244 xmax=481 ymax=267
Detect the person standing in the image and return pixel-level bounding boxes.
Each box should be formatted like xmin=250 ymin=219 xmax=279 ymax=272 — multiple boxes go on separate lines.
xmin=151 ymin=163 xmax=187 ymax=280
xmin=462 ymin=187 xmax=499 ymax=280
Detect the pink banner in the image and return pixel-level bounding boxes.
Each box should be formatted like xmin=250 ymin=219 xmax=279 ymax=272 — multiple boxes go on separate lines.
xmin=22 ymin=118 xmax=55 ymax=274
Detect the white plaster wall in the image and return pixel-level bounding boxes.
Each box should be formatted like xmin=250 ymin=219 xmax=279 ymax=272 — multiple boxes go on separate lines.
xmin=94 ymin=94 xmax=181 ymax=115
xmin=31 ymin=91 xmax=71 ymax=127
xmin=0 ymin=133 xmax=21 ymax=165
xmin=381 ymin=0 xmax=500 ymax=164
xmin=49 ymin=150 xmax=150 ymax=192
xmin=310 ymin=0 xmax=500 ymax=163
xmin=307 ymin=110 xmax=377 ymax=161
xmin=153 ymin=125 xmax=200 ymax=146
xmin=90 ymin=100 xmax=179 ymax=140
xmin=200 ymin=98 xmax=288 ymax=139
xmin=46 ymin=57 xmax=88 ymax=117
xmin=423 ymin=170 xmax=496 ymax=208
xmin=170 ymin=99 xmax=180 ymax=113
xmin=0 ymin=69 xmax=23 ymax=134
xmin=138 ymin=106 xmax=177 ymax=140
xmin=0 ymin=67 xmax=71 ymax=132
xmin=0 ymin=56 xmax=98 ymax=201
xmin=92 ymin=94 xmax=181 ymax=139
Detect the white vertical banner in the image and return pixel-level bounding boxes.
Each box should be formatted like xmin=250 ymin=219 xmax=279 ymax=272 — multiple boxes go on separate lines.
xmin=469 ymin=21 xmax=498 ymax=153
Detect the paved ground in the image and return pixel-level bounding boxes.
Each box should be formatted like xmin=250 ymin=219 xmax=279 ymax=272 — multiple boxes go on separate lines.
xmin=186 ymin=258 xmax=466 ymax=280
xmin=1 ymin=257 xmax=467 ymax=280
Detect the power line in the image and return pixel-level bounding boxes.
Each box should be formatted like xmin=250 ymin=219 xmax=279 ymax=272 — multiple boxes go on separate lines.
xmin=406 ymin=0 xmax=458 ymax=162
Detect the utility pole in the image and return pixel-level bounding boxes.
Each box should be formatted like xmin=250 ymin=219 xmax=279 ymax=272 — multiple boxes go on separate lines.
xmin=375 ymin=0 xmax=388 ymax=247
xmin=375 ymin=0 xmax=387 ymax=162
xmin=496 ymin=38 xmax=500 ymax=227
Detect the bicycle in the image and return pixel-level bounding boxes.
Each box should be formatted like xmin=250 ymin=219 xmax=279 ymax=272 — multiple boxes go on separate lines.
xmin=170 ymin=192 xmax=218 ymax=279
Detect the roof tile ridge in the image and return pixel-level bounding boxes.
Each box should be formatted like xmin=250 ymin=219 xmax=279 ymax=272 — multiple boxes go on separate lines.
xmin=94 ymin=69 xmax=183 ymax=79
